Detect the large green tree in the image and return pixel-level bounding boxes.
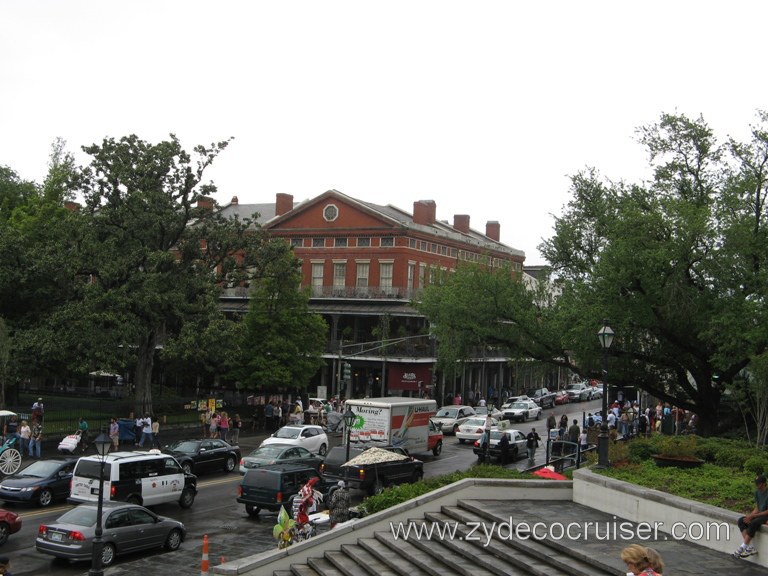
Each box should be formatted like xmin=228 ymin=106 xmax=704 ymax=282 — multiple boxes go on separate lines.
xmin=420 ymin=111 xmax=768 ymax=436
xmin=70 ymin=134 xmax=262 ymax=415
xmin=235 ymin=240 xmax=328 ymax=391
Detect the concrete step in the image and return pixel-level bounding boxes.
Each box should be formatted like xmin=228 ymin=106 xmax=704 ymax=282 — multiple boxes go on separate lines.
xmin=358 ymin=536 xmax=431 ymax=576
xmin=307 ymin=557 xmax=346 ymax=576
xmin=372 ymin=530 xmax=471 ymax=576
xmin=290 ymin=564 xmax=323 ymax=576
xmin=329 ymin=544 xmax=397 ymax=576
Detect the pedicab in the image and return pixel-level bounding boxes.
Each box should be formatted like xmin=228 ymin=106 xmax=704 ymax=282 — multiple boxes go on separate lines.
xmin=0 ymin=410 xmax=23 ymax=476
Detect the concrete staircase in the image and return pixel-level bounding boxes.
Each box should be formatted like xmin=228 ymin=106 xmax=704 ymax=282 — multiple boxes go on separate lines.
xmin=274 ymin=499 xmax=622 ymax=576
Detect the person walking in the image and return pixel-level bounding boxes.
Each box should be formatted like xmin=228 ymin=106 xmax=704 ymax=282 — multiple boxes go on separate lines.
xmin=78 ymin=417 xmax=90 ymax=453
xmin=31 ymin=398 xmax=44 ymax=423
xmin=201 ymin=408 xmax=211 ymax=438
xmin=138 ymin=414 xmax=153 ymax=448
xmin=209 ymin=412 xmax=220 ymax=439
xmin=264 ymin=402 xmax=274 ymax=432
xmin=134 ymin=415 xmax=143 ymax=446
xmin=29 ymin=419 xmax=42 ymax=459
xmin=0 ymin=554 xmax=14 ymax=575
xmin=152 ymin=417 xmax=161 ymax=448
xmin=219 ymin=411 xmax=230 ymax=442
xmin=498 ymin=431 xmax=510 ymax=466
xmin=526 ymin=428 xmax=541 ymax=462
xmin=18 ymin=420 xmax=31 ymax=455
xmin=229 ymin=414 xmax=242 ymax=445
xmin=109 ymin=418 xmax=120 ymax=452
xmin=329 ymin=481 xmax=351 ymax=528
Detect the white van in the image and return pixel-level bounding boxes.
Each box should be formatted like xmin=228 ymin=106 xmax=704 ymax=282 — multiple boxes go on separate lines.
xmin=69 ymin=450 xmax=197 ymax=508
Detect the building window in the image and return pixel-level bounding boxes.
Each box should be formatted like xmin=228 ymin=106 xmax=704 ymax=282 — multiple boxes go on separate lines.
xmin=420 ymin=241 xmax=427 ymax=251
xmin=335 ymin=237 xmax=348 ymax=248
xmin=333 ymin=262 xmax=346 ymax=290
xmin=380 ymin=237 xmax=394 ymax=248
xmin=409 ymin=239 xmax=417 ymax=249
xmin=380 ymin=262 xmax=393 ymax=290
xmin=356 ymin=262 xmax=369 ymax=287
xmin=290 ymin=238 xmax=303 ymax=248
xmin=407 ymin=263 xmax=415 ymax=289
xmin=419 ymin=263 xmax=427 ymax=287
xmin=323 ymin=204 xmax=339 ymax=222
xmin=311 ymin=262 xmax=324 ymax=289
xmin=450 ymin=248 xmax=457 ymax=257
xmin=358 ymin=237 xmax=370 ymax=247
xmin=430 ymin=243 xmax=437 ymax=253
xmin=312 ymin=238 xmax=325 ymax=248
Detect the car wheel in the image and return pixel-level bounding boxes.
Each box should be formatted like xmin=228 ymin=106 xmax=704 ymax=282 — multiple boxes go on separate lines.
xmin=224 ymin=456 xmax=236 ymax=473
xmin=432 ymin=441 xmax=442 ymax=456
xmin=245 ymin=504 xmax=260 ymax=517
xmin=179 ymin=488 xmax=195 ymax=509
xmin=411 ymin=470 xmax=424 ymax=483
xmin=0 ymin=523 xmax=9 ymax=546
xmin=182 ymin=462 xmax=193 ymax=475
xmin=536 ymin=411 xmax=541 ymax=420
xmin=458 ymin=438 xmax=465 ymax=444
xmin=368 ymin=479 xmax=385 ymax=496
xmin=318 ymin=443 xmax=328 ymax=457
xmin=165 ymin=528 xmax=183 ymax=551
xmin=101 ymin=542 xmax=116 ymax=567
xmin=126 ymin=495 xmax=142 ymax=506
xmin=511 ymin=447 xmax=518 ymax=461
xmin=38 ymin=488 xmax=54 ymax=507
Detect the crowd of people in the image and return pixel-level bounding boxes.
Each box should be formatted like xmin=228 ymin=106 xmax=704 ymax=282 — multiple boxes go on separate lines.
xmin=198 ymin=409 xmax=243 ymax=444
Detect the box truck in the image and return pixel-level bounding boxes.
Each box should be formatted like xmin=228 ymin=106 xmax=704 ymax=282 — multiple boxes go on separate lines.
xmin=344 ymin=397 xmax=442 ymax=456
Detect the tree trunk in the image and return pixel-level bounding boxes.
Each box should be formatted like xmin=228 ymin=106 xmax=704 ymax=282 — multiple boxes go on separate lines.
xmin=134 ymin=330 xmax=157 ymax=417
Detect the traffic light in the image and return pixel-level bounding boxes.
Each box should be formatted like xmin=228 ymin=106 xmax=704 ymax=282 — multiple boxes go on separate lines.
xmin=343 ymin=362 xmax=352 ymax=382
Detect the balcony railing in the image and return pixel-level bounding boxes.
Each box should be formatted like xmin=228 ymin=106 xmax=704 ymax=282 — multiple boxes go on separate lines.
xmin=219 ymin=285 xmax=422 ymax=301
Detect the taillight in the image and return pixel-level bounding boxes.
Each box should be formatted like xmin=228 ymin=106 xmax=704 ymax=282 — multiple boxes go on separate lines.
xmin=320 ymin=463 xmax=325 ymax=473
xmin=110 ymin=485 xmax=116 ymax=498
xmin=277 ymin=491 xmax=283 ymax=503
xmin=473 ymin=440 xmax=479 ymax=447
xmin=69 ymin=531 xmax=86 ymax=541
xmin=39 ymin=525 xmax=48 ymax=536
xmin=359 ymin=468 xmax=365 ymax=480
xmin=239 ymin=459 xmax=244 ymax=466
xmin=237 ymin=486 xmax=242 ymax=497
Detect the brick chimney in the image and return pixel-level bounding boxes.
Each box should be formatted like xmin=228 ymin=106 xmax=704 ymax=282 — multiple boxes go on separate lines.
xmin=230 ymin=196 xmax=238 ymax=205
xmin=413 ymin=200 xmax=437 ymax=225
xmin=453 ymin=214 xmax=470 ymax=233
xmin=197 ymin=196 xmax=214 ymax=210
xmin=276 ymin=193 xmax=294 ymax=216
xmin=486 ymin=221 xmax=500 ymax=241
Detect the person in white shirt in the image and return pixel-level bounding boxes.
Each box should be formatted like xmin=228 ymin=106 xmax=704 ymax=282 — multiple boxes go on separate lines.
xmin=138 ymin=415 xmax=153 ymax=448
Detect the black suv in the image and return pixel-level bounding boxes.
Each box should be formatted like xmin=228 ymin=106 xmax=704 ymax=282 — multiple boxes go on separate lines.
xmin=320 ymin=445 xmax=423 ymax=495
xmin=236 ymin=463 xmax=331 ymax=517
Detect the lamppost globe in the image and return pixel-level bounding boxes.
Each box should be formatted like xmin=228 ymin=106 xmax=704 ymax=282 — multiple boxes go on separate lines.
xmin=89 ymin=429 xmax=112 ymax=576
xmin=596 ymin=321 xmax=614 ymax=469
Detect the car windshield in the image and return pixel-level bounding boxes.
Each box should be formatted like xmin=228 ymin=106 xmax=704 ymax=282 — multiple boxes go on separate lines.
xmin=436 ymin=408 xmax=458 ymax=418
xmin=464 ymin=418 xmax=486 ymax=427
xmin=490 ymin=431 xmax=509 ymax=441
xmin=56 ymin=506 xmax=98 ymax=527
xmin=17 ymin=460 xmax=62 ymax=477
xmin=248 ymin=445 xmax=286 ymax=458
xmin=169 ymin=440 xmax=200 ymax=453
xmin=566 ymin=385 xmax=581 ymax=391
xmin=274 ymin=427 xmax=301 ymax=439
xmin=512 ymin=402 xmax=527 ymax=409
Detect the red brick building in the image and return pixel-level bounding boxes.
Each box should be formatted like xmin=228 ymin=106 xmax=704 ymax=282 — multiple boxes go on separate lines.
xmin=219 ymin=189 xmax=525 ymax=402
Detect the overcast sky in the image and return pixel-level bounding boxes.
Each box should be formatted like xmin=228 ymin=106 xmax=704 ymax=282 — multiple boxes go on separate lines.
xmin=2 ymin=1 xmax=766 ymax=264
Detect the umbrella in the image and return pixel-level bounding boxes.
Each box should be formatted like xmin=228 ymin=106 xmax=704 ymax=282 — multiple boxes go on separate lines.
xmin=533 ymin=467 xmax=567 ymax=481
xmin=341 ymin=447 xmax=410 ymax=467
xmin=0 ymin=410 xmax=16 ymax=417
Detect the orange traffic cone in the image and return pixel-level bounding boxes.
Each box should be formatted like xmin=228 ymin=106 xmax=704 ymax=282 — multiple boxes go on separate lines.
xmin=201 ymin=534 xmax=209 ymax=575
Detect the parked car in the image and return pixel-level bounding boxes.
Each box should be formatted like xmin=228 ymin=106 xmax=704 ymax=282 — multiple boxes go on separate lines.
xmin=261 ymin=425 xmax=329 ymax=456
xmin=237 ymin=463 xmax=331 ymax=517
xmin=501 ymin=399 xmax=542 ymax=422
xmin=554 ymin=390 xmax=570 ymax=405
xmin=526 ymin=388 xmax=556 ymax=409
xmin=590 ymin=384 xmax=604 ymax=399
xmin=164 ymin=439 xmax=241 ymax=476
xmin=565 ymin=382 xmax=593 ymax=402
xmin=0 ymin=457 xmax=76 ymax=507
xmin=472 ymin=428 xmax=527 ymax=462
xmin=239 ymin=444 xmax=323 ymax=475
xmin=0 ymin=508 xmax=22 ymax=545
xmin=36 ymin=502 xmax=185 ymax=567
xmin=320 ymin=445 xmax=423 ymax=495
xmin=431 ymin=405 xmax=476 ymax=435
xmin=456 ymin=417 xmax=498 ymax=444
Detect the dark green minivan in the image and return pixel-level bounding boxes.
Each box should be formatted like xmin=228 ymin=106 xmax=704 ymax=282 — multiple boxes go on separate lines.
xmin=236 ymin=463 xmax=329 ymax=517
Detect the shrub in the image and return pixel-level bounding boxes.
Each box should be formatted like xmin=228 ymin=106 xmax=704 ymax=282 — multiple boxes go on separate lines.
xmin=628 ymin=439 xmax=655 ymax=463
xmin=655 ymin=435 xmax=699 ymax=459
xmin=743 ymin=456 xmax=768 ymax=476
xmin=714 ymin=446 xmax=751 ymax=469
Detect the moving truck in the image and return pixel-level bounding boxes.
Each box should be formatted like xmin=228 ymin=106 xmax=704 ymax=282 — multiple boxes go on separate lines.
xmin=344 ymin=397 xmax=442 ymax=456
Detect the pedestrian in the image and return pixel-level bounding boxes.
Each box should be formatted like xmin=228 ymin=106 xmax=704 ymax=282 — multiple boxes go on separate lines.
xmin=546 ymin=413 xmax=556 ymax=436
xmin=579 ymin=429 xmax=588 ymax=452
xmin=152 ymin=417 xmax=161 ymax=448
xmin=644 ymin=548 xmax=664 ymax=574
xmin=526 ymin=428 xmax=541 ymax=462
xmin=568 ymin=419 xmax=580 ymax=445
xmin=219 ymin=411 xmax=230 ymax=442
xmin=264 ymin=401 xmax=274 ymax=432
xmin=29 ymin=418 xmax=43 ymax=459
xmin=109 ymin=417 xmax=120 ymax=452
xmin=31 ymin=397 xmax=44 ymax=423
xmin=621 ymin=544 xmax=662 ymax=575
xmin=209 ymin=412 xmax=219 ymax=438
xmin=229 ymin=414 xmax=242 ymax=445
xmin=134 ymin=415 xmax=143 ymax=446
xmin=732 ymin=474 xmax=768 ymax=558
xmin=0 ymin=554 xmax=13 ymax=576
xmin=18 ymin=420 xmax=30 ymax=455
xmin=276 ymin=404 xmax=283 ymax=429
xmin=138 ymin=414 xmax=153 ymax=448
xmin=558 ymin=414 xmax=568 ymax=439
xmin=498 ymin=430 xmax=510 ymax=466
xmin=329 ymin=480 xmax=350 ymax=528
xmin=78 ymin=417 xmax=89 ymax=453
xmin=200 ymin=408 xmax=211 ymax=438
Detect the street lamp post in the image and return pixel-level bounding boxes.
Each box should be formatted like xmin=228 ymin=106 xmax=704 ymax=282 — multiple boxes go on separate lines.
xmin=596 ymin=321 xmax=615 ymax=468
xmin=342 ymin=407 xmax=356 ymax=484
xmin=89 ymin=429 xmax=112 ymax=576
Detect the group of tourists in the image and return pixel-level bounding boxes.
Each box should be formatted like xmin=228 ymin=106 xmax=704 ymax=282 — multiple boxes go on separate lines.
xmin=199 ymin=408 xmax=242 ymax=444
xmin=2 ymin=398 xmax=44 ymax=459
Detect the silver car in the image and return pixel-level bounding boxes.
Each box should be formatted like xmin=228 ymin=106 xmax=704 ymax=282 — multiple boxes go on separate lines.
xmin=36 ymin=502 xmax=186 ymax=567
